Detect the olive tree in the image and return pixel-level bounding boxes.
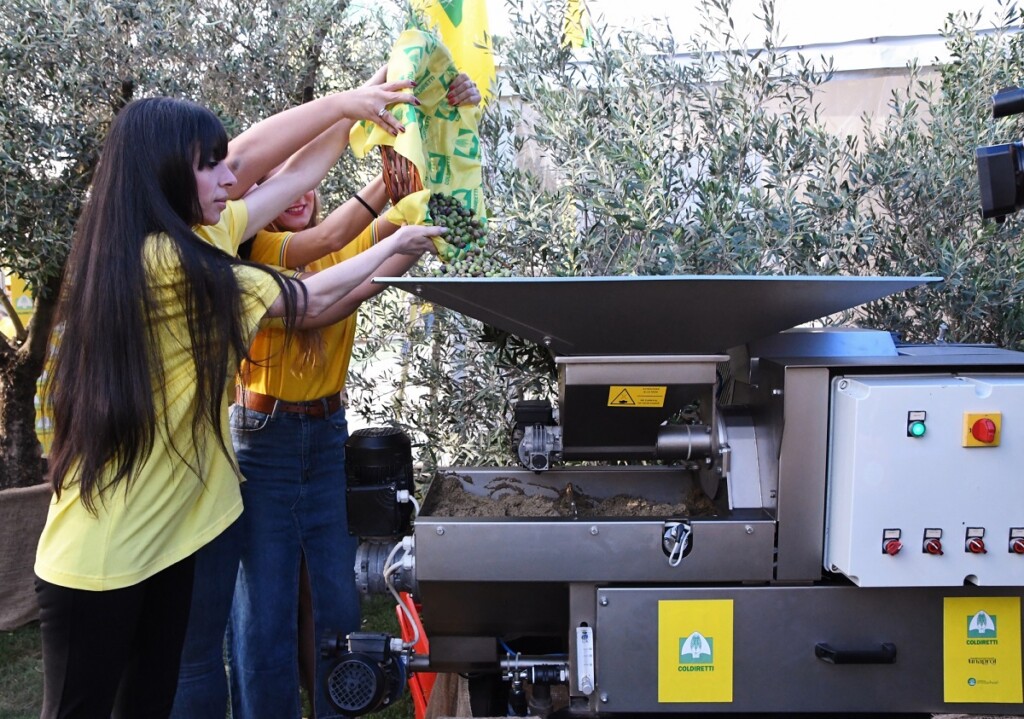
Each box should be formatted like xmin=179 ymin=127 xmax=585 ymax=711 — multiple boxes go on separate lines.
xmin=0 ymin=0 xmax=395 ymax=489
xmin=346 ymin=0 xmax=1024 ymax=472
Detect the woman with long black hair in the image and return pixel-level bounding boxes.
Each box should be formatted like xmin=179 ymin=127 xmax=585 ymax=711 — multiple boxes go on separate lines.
xmin=33 ymin=90 xmax=444 ymax=719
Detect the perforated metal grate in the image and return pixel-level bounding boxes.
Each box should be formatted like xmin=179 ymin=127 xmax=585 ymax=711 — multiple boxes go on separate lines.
xmin=326 ymin=659 xmax=378 ymax=713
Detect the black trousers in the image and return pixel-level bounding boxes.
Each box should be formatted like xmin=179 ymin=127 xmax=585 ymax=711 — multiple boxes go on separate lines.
xmin=36 ymin=554 xmax=195 ymax=719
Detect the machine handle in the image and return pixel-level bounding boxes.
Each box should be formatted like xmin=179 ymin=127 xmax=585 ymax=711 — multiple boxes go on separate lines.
xmin=814 ymin=642 xmax=897 ymax=665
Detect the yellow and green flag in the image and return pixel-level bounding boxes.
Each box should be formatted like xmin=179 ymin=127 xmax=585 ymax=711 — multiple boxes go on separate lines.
xmin=410 ymin=0 xmax=496 ymax=103
xmin=563 ymin=0 xmax=592 ymax=49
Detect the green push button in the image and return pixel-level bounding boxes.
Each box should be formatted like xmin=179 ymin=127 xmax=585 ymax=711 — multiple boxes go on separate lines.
xmin=908 ymin=421 xmax=926 ymax=438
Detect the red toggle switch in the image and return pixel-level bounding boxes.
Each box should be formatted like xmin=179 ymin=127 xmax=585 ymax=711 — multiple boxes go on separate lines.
xmin=1011 ymin=538 xmax=1024 ymax=555
xmin=884 ymin=540 xmax=903 ymax=556
xmin=967 ymin=537 xmax=987 ymax=554
xmin=924 ymin=538 xmax=943 ymax=555
xmin=971 ymin=418 xmax=997 ymax=444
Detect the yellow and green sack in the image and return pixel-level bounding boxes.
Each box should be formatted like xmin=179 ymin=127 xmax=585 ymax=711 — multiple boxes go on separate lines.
xmin=350 ymin=28 xmax=486 ymax=236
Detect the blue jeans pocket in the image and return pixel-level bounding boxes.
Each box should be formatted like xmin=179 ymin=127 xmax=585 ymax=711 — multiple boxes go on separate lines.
xmin=229 ymin=404 xmax=270 ymax=433
xmin=327 ymin=409 xmax=348 ymax=435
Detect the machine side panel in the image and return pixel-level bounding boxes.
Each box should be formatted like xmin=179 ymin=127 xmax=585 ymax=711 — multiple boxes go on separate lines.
xmin=414 ymin=518 xmax=775 ymax=583
xmin=593 ymin=585 xmax=1024 ymax=713
xmin=775 ymin=366 xmax=831 ymax=581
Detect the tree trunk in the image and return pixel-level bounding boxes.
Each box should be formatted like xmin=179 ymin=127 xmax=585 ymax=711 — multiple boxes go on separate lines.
xmin=0 ymin=275 xmax=60 ymax=490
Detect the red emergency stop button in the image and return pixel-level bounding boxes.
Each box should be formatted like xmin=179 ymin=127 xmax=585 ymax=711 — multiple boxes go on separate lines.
xmin=967 ymin=537 xmax=987 ymax=554
xmin=924 ymin=538 xmax=943 ymax=555
xmin=971 ymin=418 xmax=997 ymax=443
xmin=884 ymin=540 xmax=903 ymax=556
xmin=1011 ymin=538 xmax=1024 ymax=554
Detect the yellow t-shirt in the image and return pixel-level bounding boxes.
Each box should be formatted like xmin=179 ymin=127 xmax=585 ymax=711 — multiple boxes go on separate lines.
xmin=35 ymin=201 xmax=281 ymax=591
xmin=238 ymin=224 xmax=375 ymax=402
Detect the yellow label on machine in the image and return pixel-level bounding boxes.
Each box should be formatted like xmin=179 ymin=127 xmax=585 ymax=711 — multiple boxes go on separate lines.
xmin=943 ymin=596 xmax=1022 ymax=703
xmin=607 ymin=385 xmax=667 ymax=408
xmin=658 ymin=599 xmax=733 ymax=703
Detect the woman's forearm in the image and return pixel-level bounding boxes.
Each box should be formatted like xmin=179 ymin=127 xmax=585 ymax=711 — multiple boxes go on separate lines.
xmin=281 ymin=178 xmax=391 ymax=268
xmin=226 ymin=93 xmax=357 ymax=199
xmin=298 ymin=251 xmax=422 ymax=325
xmin=265 ymin=237 xmax=399 ymax=326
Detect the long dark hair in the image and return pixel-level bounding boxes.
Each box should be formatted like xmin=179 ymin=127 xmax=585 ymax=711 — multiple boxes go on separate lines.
xmin=47 ymin=97 xmax=298 ymax=512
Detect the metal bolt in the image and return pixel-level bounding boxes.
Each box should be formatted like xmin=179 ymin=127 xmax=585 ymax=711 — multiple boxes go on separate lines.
xmin=599 ymin=596 xmax=609 ymax=606
xmin=543 ymin=336 xmax=553 ymax=347
xmin=435 ymin=526 xmax=445 ymax=536
xmin=745 ymin=525 xmax=754 ymax=535
xmin=600 ymin=692 xmax=609 ymax=703
xmin=590 ymin=526 xmax=599 ymax=536
xmin=838 ymin=379 xmax=849 ymax=390
xmin=415 ymin=284 xmax=423 ymax=294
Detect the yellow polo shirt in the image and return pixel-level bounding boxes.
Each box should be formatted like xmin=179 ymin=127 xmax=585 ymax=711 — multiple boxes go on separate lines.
xmin=238 ymin=224 xmax=374 ymax=402
xmin=35 ymin=202 xmax=281 ymax=591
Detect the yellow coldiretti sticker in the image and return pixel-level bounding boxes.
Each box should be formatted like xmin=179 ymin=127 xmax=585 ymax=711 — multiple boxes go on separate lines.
xmin=608 ymin=385 xmax=667 ymax=408
xmin=943 ymin=596 xmax=1022 ymax=703
xmin=658 ymin=599 xmax=733 ymax=703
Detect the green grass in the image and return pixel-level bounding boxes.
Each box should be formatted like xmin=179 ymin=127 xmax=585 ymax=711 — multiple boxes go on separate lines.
xmin=0 ymin=623 xmax=42 ymax=719
xmin=0 ymin=595 xmax=414 ymax=719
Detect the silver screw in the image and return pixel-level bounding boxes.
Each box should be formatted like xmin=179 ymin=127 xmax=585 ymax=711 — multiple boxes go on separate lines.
xmin=436 ymin=526 xmax=445 ymax=536
xmin=590 ymin=526 xmax=599 ymax=536
xmin=599 ymin=596 xmax=609 ymax=606
xmin=839 ymin=379 xmax=849 ymax=390
xmin=600 ymin=692 xmax=609 ymax=703
xmin=745 ymin=525 xmax=754 ymax=535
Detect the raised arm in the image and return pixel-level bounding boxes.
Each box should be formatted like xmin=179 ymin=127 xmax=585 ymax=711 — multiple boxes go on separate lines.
xmin=241 ymin=84 xmax=416 ymax=238
xmin=226 ymin=79 xmax=415 ymax=200
xmin=264 ymin=224 xmax=444 ymax=329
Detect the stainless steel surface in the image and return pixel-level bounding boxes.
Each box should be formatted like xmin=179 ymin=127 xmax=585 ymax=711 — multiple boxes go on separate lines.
xmin=655 ymin=424 xmax=713 ymax=460
xmin=593 ymin=585 xmax=1024 ymax=714
xmin=774 ymin=365 xmax=831 ymax=581
xmin=716 ymin=409 xmax=762 ymax=509
xmin=377 ymin=275 xmax=940 ymax=356
xmin=555 ymin=355 xmax=725 ymax=460
xmin=415 ymin=468 xmax=774 ymax=585
xmin=370 ymin=274 xmax=1024 ymax=715
xmin=557 ymin=355 xmax=726 ymax=383
xmin=750 ymin=326 xmax=899 ymax=358
xmin=415 ymin=516 xmax=775 ymax=583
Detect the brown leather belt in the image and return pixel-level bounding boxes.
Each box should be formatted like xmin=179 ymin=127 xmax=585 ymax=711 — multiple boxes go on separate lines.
xmin=235 ymin=388 xmax=343 ymax=419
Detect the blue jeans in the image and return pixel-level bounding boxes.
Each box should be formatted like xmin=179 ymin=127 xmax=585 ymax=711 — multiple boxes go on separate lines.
xmin=228 ymin=403 xmax=360 ymax=719
xmin=169 ymin=520 xmax=241 ymax=719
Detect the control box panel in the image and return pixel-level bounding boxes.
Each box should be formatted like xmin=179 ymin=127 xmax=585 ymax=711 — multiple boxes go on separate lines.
xmin=825 ymin=374 xmax=1024 ymax=587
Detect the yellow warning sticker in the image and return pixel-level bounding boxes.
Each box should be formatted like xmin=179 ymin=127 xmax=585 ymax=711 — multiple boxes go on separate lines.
xmin=658 ymin=599 xmax=733 ymax=703
xmin=608 ymin=385 xmax=667 ymax=408
xmin=943 ymin=596 xmax=1022 ymax=703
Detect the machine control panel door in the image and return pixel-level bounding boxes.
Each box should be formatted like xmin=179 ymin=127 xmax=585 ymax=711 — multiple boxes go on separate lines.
xmin=825 ymin=374 xmax=1024 ymax=587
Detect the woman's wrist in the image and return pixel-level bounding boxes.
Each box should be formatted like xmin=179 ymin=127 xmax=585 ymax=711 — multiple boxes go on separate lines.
xmin=353 ymin=194 xmax=378 ymax=220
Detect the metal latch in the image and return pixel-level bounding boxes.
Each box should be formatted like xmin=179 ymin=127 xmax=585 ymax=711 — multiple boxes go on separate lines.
xmin=663 ymin=521 xmax=692 ymax=567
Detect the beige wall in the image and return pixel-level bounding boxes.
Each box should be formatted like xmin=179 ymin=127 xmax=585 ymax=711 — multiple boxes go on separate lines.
xmin=813 ymin=67 xmax=942 ymax=137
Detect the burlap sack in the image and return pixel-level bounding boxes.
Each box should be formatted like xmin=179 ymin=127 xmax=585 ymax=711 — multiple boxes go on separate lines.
xmin=0 ymin=482 xmax=50 ymax=630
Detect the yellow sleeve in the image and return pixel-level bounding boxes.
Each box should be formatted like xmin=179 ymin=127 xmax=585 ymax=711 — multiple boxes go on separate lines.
xmin=321 ymin=222 xmax=377 ymax=268
xmin=249 ymin=230 xmax=294 ymax=267
xmin=193 ymin=200 xmax=249 ymax=255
